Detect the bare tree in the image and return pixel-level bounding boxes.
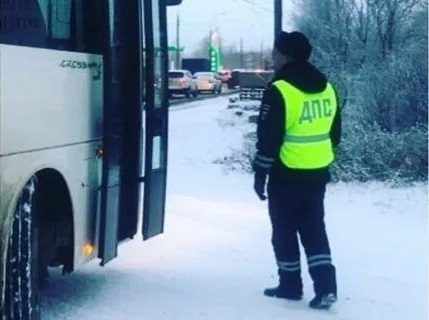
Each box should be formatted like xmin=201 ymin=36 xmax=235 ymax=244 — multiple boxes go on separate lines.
xmin=189 ymin=35 xmax=211 ymax=58
xmin=367 ymin=0 xmax=422 ymax=59
xmin=292 ymin=0 xmax=427 ymax=181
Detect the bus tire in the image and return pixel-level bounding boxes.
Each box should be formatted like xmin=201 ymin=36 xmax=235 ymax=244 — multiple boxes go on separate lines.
xmin=2 ymin=177 xmax=40 ymax=320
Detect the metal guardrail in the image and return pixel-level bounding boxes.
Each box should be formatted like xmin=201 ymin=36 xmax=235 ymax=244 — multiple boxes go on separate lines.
xmin=238 ymin=88 xmax=265 ymax=101
xmin=168 ymin=88 xmax=239 ymax=107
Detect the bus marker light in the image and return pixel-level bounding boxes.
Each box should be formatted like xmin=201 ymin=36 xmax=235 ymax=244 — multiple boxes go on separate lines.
xmin=95 ymin=147 xmax=104 ymax=158
xmin=82 ymin=243 xmax=95 ymax=256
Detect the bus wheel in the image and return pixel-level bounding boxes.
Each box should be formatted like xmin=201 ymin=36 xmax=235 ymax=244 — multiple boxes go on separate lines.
xmin=2 ymin=177 xmax=40 ymax=320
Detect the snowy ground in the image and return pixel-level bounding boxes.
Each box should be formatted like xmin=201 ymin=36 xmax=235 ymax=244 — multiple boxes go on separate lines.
xmin=41 ymin=96 xmax=428 ymax=320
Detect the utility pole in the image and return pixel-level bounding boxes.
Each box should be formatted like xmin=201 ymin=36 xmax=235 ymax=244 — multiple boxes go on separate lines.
xmin=274 ymin=0 xmax=282 ymax=38
xmin=176 ymin=13 xmax=180 ymax=69
xmin=240 ymin=38 xmax=244 ymax=69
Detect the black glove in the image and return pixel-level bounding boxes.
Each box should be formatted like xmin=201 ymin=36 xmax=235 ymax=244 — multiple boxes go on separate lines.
xmin=253 ymin=172 xmax=267 ymax=201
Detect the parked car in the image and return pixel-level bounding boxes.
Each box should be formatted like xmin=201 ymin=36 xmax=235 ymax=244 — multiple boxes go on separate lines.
xmin=168 ymin=69 xmax=198 ymax=98
xmin=193 ymin=72 xmax=222 ymax=94
xmin=217 ymin=69 xmax=231 ymax=83
xmin=227 ymin=69 xmax=242 ymax=89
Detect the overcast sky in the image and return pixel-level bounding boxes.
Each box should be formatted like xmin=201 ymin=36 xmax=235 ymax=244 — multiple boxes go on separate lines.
xmin=166 ymin=0 xmax=294 ymax=56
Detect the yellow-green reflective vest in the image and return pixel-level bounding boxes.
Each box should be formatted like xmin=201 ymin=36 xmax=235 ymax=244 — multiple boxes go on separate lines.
xmin=272 ymin=80 xmax=337 ymax=169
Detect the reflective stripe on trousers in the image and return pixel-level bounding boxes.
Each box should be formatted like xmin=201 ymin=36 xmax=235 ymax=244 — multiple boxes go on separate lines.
xmin=307 ymin=254 xmax=332 ymax=268
xmin=277 ymin=260 xmax=301 ymax=272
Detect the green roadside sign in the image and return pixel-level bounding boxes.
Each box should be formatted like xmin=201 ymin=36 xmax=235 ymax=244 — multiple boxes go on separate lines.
xmin=209 ymin=45 xmax=220 ymax=72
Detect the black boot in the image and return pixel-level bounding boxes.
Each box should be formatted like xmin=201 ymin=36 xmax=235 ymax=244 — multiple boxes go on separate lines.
xmin=265 ymin=269 xmax=304 ymax=300
xmin=309 ymin=293 xmax=336 ymax=309
xmin=309 ymin=264 xmax=337 ymax=305
xmin=263 ymin=285 xmax=302 ymax=301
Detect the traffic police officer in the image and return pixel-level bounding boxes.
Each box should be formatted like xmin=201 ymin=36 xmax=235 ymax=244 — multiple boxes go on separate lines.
xmin=253 ymin=31 xmax=341 ymax=309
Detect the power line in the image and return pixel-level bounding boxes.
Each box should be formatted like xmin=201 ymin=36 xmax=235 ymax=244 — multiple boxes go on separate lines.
xmin=235 ymin=0 xmax=273 ymax=14
xmin=243 ymin=0 xmax=273 ymax=13
xmin=180 ymin=14 xmax=240 ymax=27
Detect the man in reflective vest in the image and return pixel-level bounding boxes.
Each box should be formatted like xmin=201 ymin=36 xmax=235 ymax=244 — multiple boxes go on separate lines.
xmin=253 ymin=31 xmax=341 ymax=310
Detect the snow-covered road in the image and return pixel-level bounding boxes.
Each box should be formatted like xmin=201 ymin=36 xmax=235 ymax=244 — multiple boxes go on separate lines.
xmin=41 ymin=96 xmax=428 ymax=320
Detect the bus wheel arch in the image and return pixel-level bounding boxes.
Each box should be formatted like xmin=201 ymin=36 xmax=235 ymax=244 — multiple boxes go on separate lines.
xmin=2 ymin=170 xmax=75 ymax=318
xmin=34 ymin=168 xmax=75 ymax=279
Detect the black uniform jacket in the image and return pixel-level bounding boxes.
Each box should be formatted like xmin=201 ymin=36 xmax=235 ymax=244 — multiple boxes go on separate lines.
xmin=253 ymin=61 xmax=342 ymax=184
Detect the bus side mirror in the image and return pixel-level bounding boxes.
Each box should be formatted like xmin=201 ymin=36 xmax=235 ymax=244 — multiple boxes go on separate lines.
xmin=165 ymin=0 xmax=182 ymax=5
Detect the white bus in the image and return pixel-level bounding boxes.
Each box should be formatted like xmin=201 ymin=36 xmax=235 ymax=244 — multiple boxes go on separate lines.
xmin=0 ymin=0 xmax=181 ymax=318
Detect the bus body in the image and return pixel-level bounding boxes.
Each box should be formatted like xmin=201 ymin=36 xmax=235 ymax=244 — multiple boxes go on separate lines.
xmin=0 ymin=0 xmax=181 ymax=318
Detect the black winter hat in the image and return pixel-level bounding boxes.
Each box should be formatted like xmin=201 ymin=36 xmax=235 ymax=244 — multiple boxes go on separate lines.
xmin=274 ymin=31 xmax=312 ymax=61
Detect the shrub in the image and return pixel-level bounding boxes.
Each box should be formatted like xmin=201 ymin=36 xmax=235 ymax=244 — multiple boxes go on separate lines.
xmin=331 ymin=124 xmax=428 ymax=183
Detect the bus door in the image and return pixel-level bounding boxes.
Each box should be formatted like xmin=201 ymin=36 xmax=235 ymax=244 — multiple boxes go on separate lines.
xmin=141 ymin=0 xmax=169 ymax=240
xmin=98 ymin=0 xmax=142 ymax=265
xmin=99 ymin=0 xmax=179 ymax=265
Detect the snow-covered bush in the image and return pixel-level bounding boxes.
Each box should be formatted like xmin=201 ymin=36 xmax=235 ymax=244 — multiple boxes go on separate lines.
xmin=217 ymin=100 xmax=428 ymax=184
xmin=331 ymin=124 xmax=428 ymax=183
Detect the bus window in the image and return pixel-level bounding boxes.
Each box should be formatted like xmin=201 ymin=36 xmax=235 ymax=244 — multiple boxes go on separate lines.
xmin=47 ymin=0 xmax=72 ymax=50
xmin=152 ymin=0 xmax=163 ymax=108
xmin=0 ymin=0 xmax=48 ymax=47
xmin=0 ymin=0 xmax=103 ymax=53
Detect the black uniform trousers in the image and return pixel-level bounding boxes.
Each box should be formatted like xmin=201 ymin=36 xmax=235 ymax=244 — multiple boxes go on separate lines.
xmin=267 ymin=175 xmax=337 ymax=297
